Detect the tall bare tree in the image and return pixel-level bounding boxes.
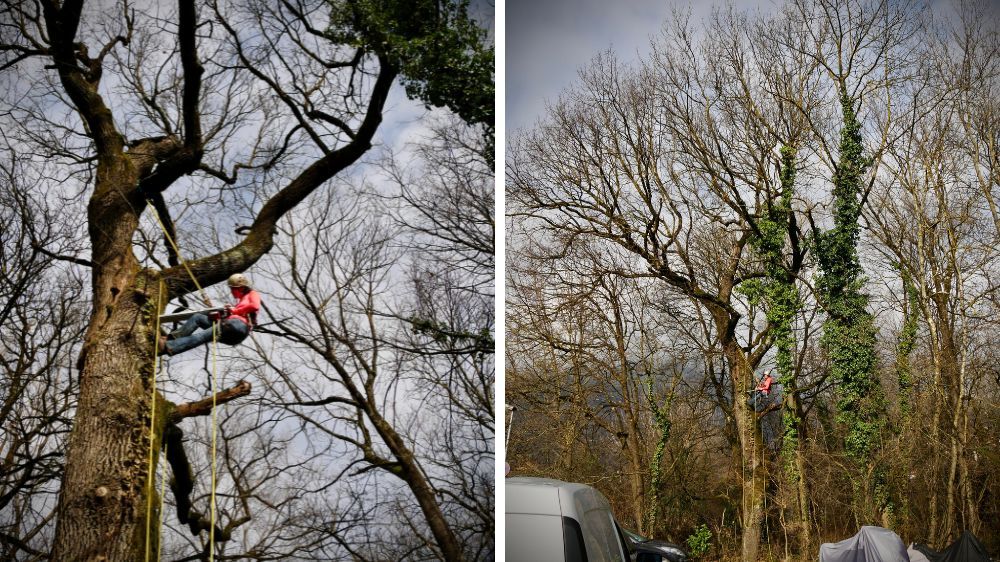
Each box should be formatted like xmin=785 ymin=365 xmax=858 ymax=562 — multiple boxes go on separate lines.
xmin=253 ymin=166 xmax=491 ymax=560
xmin=0 ymin=154 xmax=86 ymax=560
xmin=0 ymin=0 xmax=491 ymax=558
xmin=865 ymin=0 xmax=999 ymax=541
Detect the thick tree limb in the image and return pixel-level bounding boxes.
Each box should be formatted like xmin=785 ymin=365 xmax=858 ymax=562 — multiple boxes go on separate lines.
xmin=40 ymin=0 xmax=125 ymax=156
xmin=757 ymin=402 xmax=782 ymax=418
xmin=0 ymin=50 xmax=48 ymax=72
xmin=158 ymin=58 xmax=398 ymax=299
xmin=130 ymin=0 xmax=205 ymax=195
xmin=162 ymin=380 xmax=251 ymax=541
xmin=306 ymin=109 xmax=358 ymax=140
xmin=281 ymin=395 xmax=359 ymax=408
xmin=169 ymin=380 xmax=252 ymax=422
xmin=178 ymin=0 xmax=203 ymax=150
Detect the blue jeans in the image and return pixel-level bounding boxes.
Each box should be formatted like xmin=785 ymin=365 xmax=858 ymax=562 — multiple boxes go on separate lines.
xmin=166 ymin=314 xmax=249 ymax=356
xmin=747 ymin=391 xmax=769 ymax=412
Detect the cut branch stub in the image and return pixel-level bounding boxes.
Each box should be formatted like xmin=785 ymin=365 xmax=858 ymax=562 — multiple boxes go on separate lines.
xmin=169 ymin=380 xmax=251 ymax=422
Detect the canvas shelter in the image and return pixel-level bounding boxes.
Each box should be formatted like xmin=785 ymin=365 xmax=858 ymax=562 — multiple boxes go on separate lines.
xmin=819 ymin=526 xmax=909 ymax=562
xmin=912 ymin=530 xmax=991 ymax=562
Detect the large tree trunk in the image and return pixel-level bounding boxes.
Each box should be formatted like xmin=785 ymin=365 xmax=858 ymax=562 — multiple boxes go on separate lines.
xmin=925 ymin=287 xmax=959 ymax=544
xmin=723 ymin=342 xmax=765 ymax=562
xmin=41 ymin=3 xmax=183 ymax=553
xmin=680 ymin=239 xmax=766 ymax=562
xmin=48 ymin=115 xmax=166 ymax=558
xmin=783 ymin=386 xmax=812 ymax=556
xmin=614 ymin=303 xmax=649 ymax=533
xmin=959 ymin=402 xmax=980 ymax=535
xmin=624 ymin=423 xmax=648 ymax=533
xmin=51 ymin=282 xmax=162 ymax=560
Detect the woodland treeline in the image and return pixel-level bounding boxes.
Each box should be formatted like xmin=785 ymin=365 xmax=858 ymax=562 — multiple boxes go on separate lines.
xmin=507 ymin=0 xmax=999 ymax=560
xmin=0 ymin=0 xmax=493 ymax=560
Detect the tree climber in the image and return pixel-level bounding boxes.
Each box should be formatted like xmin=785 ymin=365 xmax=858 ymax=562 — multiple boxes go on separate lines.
xmin=747 ymin=369 xmax=775 ymax=412
xmin=158 ymin=274 xmax=261 ymax=356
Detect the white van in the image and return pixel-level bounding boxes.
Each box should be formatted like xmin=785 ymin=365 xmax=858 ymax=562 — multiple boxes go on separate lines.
xmin=506 ymin=477 xmax=629 ymax=562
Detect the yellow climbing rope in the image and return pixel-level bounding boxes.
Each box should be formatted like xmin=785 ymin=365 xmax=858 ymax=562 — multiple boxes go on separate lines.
xmin=209 ymin=322 xmax=219 ymax=560
xmin=145 ymin=279 xmax=165 ymax=562
xmin=159 ymin=439 xmax=169 ymax=562
xmin=147 ymin=203 xmax=213 ymax=308
xmin=144 ymin=206 xmax=224 ymax=561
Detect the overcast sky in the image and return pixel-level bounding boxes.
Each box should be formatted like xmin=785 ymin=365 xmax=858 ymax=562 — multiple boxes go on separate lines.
xmin=505 ymin=0 xmax=773 ymax=133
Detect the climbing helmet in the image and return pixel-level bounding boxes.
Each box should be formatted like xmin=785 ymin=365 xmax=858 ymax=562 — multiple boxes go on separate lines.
xmin=228 ymin=273 xmax=251 ymax=289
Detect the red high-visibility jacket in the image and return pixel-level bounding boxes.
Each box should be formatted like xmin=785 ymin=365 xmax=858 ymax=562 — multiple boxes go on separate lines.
xmin=755 ymin=374 xmax=774 ymax=395
xmin=227 ymin=289 xmax=261 ymax=329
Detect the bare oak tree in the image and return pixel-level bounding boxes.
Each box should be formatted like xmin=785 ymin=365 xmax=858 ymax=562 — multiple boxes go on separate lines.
xmin=0 ymin=0 xmax=491 ymax=558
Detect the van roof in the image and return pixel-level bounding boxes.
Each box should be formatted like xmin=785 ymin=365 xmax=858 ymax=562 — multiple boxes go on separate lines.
xmin=506 ymin=477 xmax=611 ymax=520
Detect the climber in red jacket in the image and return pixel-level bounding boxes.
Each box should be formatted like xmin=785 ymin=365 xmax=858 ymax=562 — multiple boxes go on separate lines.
xmin=747 ymin=370 xmax=775 ymax=411
xmin=159 ymin=273 xmax=260 ymax=356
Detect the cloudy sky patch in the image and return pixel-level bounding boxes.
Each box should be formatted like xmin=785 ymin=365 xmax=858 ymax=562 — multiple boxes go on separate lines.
xmin=506 ymin=0 xmax=777 ymax=132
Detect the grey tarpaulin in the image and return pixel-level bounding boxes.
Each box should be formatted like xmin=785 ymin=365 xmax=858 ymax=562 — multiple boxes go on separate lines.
xmin=819 ymin=526 xmax=909 ymax=562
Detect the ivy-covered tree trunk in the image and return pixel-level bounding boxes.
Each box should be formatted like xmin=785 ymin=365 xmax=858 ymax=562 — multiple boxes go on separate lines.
xmin=748 ymin=144 xmax=812 ymax=554
xmin=888 ymin=268 xmax=919 ymax=528
xmin=895 ymin=271 xmax=919 ymax=422
xmin=815 ymin=90 xmax=887 ymax=523
xmin=644 ymin=379 xmax=673 ymax=535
